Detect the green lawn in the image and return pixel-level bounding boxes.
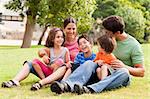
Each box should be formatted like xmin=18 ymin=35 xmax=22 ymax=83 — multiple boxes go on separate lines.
xmin=0 ymin=45 xmax=150 ymax=99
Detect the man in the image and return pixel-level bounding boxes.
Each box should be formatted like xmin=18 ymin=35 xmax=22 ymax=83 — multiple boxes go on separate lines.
xmin=50 ymin=15 xmax=145 ymax=94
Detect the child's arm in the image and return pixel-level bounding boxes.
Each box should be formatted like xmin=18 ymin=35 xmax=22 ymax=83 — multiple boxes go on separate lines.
xmin=38 ymin=47 xmax=50 ymax=58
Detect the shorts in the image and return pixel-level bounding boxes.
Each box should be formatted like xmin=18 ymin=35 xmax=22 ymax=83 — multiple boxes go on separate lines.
xmin=24 ymin=59 xmax=53 ymax=77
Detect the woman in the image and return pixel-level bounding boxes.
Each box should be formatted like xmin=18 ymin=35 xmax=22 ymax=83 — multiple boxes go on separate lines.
xmin=2 ymin=17 xmax=79 ymax=91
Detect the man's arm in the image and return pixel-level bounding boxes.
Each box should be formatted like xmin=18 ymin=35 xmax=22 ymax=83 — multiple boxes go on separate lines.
xmin=111 ymin=60 xmax=145 ymax=77
xmin=125 ymin=64 xmax=145 ymax=77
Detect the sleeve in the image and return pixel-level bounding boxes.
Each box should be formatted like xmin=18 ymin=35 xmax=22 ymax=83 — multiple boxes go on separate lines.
xmin=74 ymin=54 xmax=80 ymax=64
xmin=131 ymin=44 xmax=144 ymax=65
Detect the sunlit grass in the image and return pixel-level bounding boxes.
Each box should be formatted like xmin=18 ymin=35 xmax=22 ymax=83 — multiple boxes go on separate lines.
xmin=0 ymin=45 xmax=149 ymax=99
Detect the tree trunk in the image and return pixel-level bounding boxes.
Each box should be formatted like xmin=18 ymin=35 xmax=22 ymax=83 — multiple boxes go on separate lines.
xmin=21 ymin=15 xmax=36 ymax=48
xmin=38 ymin=26 xmax=48 ymax=45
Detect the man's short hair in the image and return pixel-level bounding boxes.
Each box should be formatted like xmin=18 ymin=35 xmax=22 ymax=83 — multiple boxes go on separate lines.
xmin=102 ymin=15 xmax=125 ymax=34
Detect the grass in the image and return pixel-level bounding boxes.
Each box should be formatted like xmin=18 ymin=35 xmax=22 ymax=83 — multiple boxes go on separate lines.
xmin=0 ymin=45 xmax=150 ymax=99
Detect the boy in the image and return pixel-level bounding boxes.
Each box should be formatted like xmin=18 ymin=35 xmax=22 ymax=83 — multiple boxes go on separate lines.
xmin=62 ymin=34 xmax=96 ymax=80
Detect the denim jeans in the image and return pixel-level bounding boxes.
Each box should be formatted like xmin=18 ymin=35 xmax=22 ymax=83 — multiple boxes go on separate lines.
xmin=62 ymin=60 xmax=130 ymax=93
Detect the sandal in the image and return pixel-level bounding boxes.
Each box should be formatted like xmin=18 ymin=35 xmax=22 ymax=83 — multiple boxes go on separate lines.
xmin=31 ymin=82 xmax=42 ymax=91
xmin=1 ymin=80 xmax=19 ymax=88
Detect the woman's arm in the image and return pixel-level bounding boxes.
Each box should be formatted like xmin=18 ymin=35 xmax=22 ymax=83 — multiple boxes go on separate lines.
xmin=38 ymin=47 xmax=50 ymax=58
xmin=65 ymin=49 xmax=72 ymax=68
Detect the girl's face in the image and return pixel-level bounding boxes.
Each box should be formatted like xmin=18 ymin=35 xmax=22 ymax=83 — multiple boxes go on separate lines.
xmin=64 ymin=23 xmax=77 ymax=39
xmin=54 ymin=31 xmax=64 ymax=46
xmin=79 ymin=38 xmax=92 ymax=53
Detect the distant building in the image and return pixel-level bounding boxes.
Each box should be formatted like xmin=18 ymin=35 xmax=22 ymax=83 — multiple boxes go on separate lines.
xmin=0 ymin=0 xmax=43 ymax=40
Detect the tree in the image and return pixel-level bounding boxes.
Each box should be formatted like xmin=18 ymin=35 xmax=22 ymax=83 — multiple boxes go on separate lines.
xmin=92 ymin=0 xmax=119 ymax=19
xmin=92 ymin=0 xmax=147 ymax=42
xmin=37 ymin=0 xmax=97 ymax=45
xmin=5 ymin=0 xmax=41 ymax=48
xmin=5 ymin=0 xmax=96 ymax=47
xmin=116 ymin=5 xmax=146 ymax=42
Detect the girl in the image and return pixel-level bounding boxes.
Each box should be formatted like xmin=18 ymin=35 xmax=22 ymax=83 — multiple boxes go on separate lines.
xmin=29 ymin=27 xmax=71 ymax=91
xmin=1 ymin=17 xmax=79 ymax=91
xmin=29 ymin=17 xmax=79 ymax=90
xmin=2 ymin=28 xmax=70 ymax=89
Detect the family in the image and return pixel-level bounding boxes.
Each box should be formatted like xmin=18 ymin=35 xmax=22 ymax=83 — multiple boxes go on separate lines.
xmin=1 ymin=15 xmax=145 ymax=95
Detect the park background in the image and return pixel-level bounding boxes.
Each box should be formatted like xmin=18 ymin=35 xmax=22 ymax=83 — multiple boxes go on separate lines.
xmin=0 ymin=0 xmax=150 ymax=98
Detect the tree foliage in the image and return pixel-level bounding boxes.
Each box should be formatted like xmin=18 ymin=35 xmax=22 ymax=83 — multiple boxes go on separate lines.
xmin=92 ymin=0 xmax=150 ymax=43
xmin=116 ymin=5 xmax=146 ymax=41
xmin=37 ymin=0 xmax=96 ymax=33
xmin=5 ymin=0 xmax=96 ymax=47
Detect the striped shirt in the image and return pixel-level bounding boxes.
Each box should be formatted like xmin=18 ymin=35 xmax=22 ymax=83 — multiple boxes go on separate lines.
xmin=74 ymin=52 xmax=96 ymax=64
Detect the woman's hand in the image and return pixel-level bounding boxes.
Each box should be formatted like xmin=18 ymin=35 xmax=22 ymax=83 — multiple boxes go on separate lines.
xmin=42 ymin=55 xmax=50 ymax=65
xmin=110 ymin=60 xmax=125 ymax=69
xmin=38 ymin=48 xmax=50 ymax=58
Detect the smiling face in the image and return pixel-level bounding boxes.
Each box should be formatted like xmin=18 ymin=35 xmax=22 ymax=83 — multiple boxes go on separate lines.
xmin=54 ymin=31 xmax=64 ymax=47
xmin=78 ymin=38 xmax=92 ymax=53
xmin=63 ymin=23 xmax=77 ymax=40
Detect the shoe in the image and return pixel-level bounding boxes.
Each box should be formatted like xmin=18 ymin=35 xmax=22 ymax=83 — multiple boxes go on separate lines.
xmin=31 ymin=82 xmax=42 ymax=91
xmin=1 ymin=80 xmax=20 ymax=88
xmin=74 ymin=84 xmax=91 ymax=95
xmin=50 ymin=81 xmax=70 ymax=94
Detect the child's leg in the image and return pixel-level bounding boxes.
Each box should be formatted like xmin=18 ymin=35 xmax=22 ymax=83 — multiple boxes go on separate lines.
xmin=101 ymin=64 xmax=108 ymax=80
xmin=39 ymin=66 xmax=67 ymax=85
xmin=96 ymin=67 xmax=102 ymax=80
xmin=62 ymin=68 xmax=72 ymax=80
xmin=12 ymin=62 xmax=30 ymax=85
xmin=32 ymin=61 xmax=45 ymax=79
xmin=32 ymin=59 xmax=53 ymax=79
xmin=2 ymin=61 xmax=31 ymax=88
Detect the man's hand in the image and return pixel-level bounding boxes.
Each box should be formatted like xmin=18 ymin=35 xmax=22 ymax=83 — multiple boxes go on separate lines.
xmin=110 ymin=60 xmax=125 ymax=69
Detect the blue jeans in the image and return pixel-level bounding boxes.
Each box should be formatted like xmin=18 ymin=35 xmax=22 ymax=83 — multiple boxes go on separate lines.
xmin=62 ymin=60 xmax=130 ymax=93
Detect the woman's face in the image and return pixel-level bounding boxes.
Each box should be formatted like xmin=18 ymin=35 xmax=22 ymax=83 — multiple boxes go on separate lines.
xmin=64 ymin=23 xmax=77 ymax=39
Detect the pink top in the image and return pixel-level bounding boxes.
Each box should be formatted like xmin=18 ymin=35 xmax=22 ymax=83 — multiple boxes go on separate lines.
xmin=64 ymin=37 xmax=79 ymax=62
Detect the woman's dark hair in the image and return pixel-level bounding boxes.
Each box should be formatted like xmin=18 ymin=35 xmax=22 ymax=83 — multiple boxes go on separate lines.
xmin=77 ymin=34 xmax=91 ymax=44
xmin=64 ymin=17 xmax=77 ymax=28
xmin=45 ymin=28 xmax=65 ymax=47
xmin=102 ymin=15 xmax=125 ymax=34
xmin=97 ymin=35 xmax=115 ymax=54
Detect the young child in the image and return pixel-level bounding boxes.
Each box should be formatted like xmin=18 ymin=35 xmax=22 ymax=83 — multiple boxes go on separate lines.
xmin=30 ymin=28 xmax=71 ymax=90
xmin=62 ymin=34 xmax=96 ymax=80
xmin=94 ymin=35 xmax=117 ymax=80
